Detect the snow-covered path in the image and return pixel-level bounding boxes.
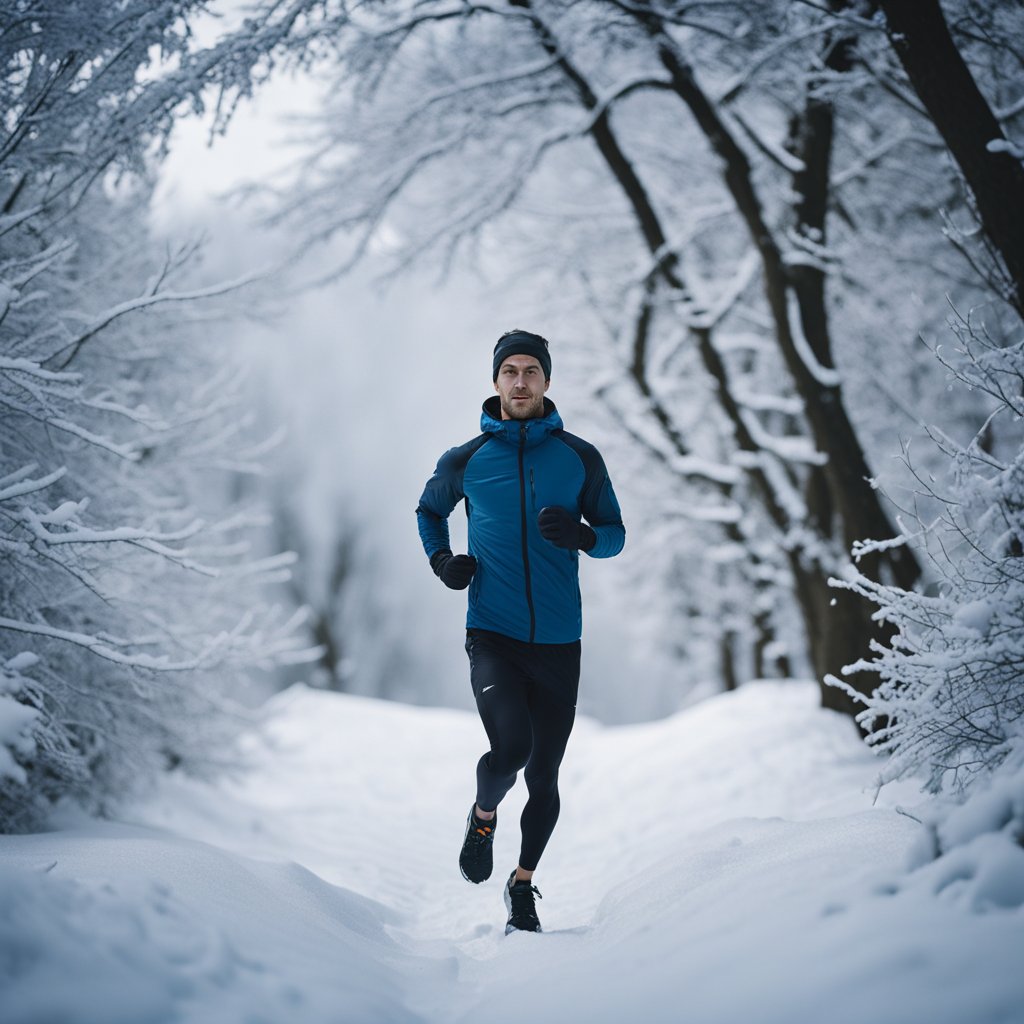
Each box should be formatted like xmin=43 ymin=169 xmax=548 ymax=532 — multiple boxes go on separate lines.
xmin=3 ymin=682 xmax=1023 ymax=1023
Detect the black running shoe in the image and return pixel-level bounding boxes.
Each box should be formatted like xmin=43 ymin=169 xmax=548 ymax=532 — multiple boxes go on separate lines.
xmin=459 ymin=806 xmax=496 ymax=883
xmin=504 ymin=870 xmax=543 ymax=934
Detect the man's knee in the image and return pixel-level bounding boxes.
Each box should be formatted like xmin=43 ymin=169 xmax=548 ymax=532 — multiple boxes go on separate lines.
xmin=523 ymin=763 xmax=559 ymax=795
xmin=486 ymin=741 xmax=532 ymax=776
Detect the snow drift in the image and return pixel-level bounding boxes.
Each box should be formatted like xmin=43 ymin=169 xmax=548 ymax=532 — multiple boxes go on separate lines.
xmin=2 ymin=681 xmax=1022 ymax=1023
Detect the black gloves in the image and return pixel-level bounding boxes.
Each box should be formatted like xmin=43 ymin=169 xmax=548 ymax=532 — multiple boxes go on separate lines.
xmin=430 ymin=511 xmax=593 ymax=588
xmin=430 ymin=549 xmax=477 ymax=590
xmin=537 ymin=506 xmax=596 ymax=552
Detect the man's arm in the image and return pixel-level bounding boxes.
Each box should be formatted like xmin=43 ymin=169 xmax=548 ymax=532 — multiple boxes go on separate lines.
xmin=416 ymin=496 xmax=453 ymax=562
xmin=416 ymin=437 xmax=487 ymax=555
xmin=416 ymin=437 xmax=488 ymax=586
xmin=560 ymin=433 xmax=625 ymax=558
xmin=578 ymin=449 xmax=625 ymax=559
xmin=542 ymin=432 xmax=625 ymax=558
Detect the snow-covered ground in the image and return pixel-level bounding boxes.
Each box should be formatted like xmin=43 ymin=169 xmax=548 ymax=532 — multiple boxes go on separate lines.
xmin=2 ymin=681 xmax=1023 ymax=1023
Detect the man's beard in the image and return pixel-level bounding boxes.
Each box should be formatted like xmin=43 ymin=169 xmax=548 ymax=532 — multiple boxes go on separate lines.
xmin=501 ymin=392 xmax=545 ymax=419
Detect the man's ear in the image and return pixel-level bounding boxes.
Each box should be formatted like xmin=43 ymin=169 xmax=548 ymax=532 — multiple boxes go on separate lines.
xmin=494 ymin=378 xmax=501 ymax=393
xmin=544 ymin=378 xmax=550 ymax=392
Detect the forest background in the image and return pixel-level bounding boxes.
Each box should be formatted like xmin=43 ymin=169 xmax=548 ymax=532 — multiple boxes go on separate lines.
xmin=1 ymin=0 xmax=1023 ymax=844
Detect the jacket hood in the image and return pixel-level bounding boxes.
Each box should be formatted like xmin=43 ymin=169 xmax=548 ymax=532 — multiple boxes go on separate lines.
xmin=481 ymin=396 xmax=562 ymax=449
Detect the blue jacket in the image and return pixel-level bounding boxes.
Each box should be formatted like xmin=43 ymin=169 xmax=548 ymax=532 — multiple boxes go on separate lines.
xmin=417 ymin=397 xmax=625 ymax=643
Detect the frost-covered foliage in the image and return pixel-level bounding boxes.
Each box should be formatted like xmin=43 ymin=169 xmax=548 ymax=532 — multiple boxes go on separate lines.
xmin=0 ymin=186 xmax=313 ymax=830
xmin=0 ymin=2 xmax=318 ymax=831
xmin=830 ymin=308 xmax=1024 ymax=795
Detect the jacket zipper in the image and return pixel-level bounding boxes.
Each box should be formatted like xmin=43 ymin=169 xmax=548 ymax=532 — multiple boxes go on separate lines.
xmin=518 ymin=424 xmax=536 ymax=642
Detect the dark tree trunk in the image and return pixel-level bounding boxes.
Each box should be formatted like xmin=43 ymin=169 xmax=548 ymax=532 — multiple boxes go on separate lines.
xmin=753 ymin=610 xmax=771 ymax=679
xmin=627 ymin=11 xmax=920 ymax=716
xmin=787 ymin=7 xmax=898 ymax=718
xmin=647 ymin=26 xmax=919 ymax=590
xmin=517 ymin=0 xmax=915 ymax=716
xmin=754 ymin=606 xmax=793 ymax=680
xmin=721 ymin=631 xmax=739 ymax=692
xmin=515 ymin=0 xmax=810 ymax=697
xmin=278 ymin=506 xmax=354 ymax=692
xmin=877 ymin=0 xmax=1024 ymax=315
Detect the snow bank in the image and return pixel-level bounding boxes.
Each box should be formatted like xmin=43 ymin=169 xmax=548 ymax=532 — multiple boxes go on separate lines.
xmin=0 ymin=824 xmax=427 ymax=1023
xmin=902 ymin=753 xmax=1024 ymax=919
xmin=1 ymin=681 xmax=1022 ymax=1024
xmin=0 ymin=654 xmax=40 ymax=785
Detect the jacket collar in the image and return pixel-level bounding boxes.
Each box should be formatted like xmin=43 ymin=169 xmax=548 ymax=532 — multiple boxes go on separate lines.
xmin=481 ymin=396 xmax=562 ymax=449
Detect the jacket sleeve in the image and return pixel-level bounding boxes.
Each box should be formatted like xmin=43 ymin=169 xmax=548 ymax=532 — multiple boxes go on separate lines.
xmin=579 ymin=448 xmax=625 ymax=559
xmin=416 ymin=437 xmax=485 ymax=560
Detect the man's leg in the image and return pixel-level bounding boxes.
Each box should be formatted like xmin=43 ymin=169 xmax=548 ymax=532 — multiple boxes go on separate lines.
xmin=517 ymin=640 xmax=580 ymax=875
xmin=460 ymin=630 xmax=534 ymax=883
xmin=501 ymin=640 xmax=579 ymax=934
xmin=466 ymin=631 xmax=535 ymax=811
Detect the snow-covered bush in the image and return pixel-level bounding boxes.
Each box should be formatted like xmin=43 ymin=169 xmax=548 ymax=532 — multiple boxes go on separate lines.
xmin=829 ymin=306 xmax=1024 ymax=796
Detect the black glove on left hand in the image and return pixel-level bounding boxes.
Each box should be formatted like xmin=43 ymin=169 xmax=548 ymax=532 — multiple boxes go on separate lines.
xmin=537 ymin=506 xmax=596 ymax=552
xmin=430 ymin=549 xmax=477 ymax=589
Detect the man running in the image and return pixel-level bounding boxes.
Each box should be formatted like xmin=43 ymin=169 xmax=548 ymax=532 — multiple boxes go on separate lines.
xmin=416 ymin=329 xmax=625 ymax=934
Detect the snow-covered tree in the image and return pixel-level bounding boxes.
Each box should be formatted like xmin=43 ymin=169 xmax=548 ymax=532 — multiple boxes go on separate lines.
xmin=877 ymin=0 xmax=1024 ymax=316
xmin=0 ymin=2 xmax=321 ymax=830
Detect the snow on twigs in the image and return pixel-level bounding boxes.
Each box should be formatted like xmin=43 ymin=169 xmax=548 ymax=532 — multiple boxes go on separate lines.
xmin=785 ymin=288 xmax=841 ymax=388
xmin=849 ymin=532 xmax=911 ymax=560
xmin=738 ymin=407 xmax=829 ymax=465
xmin=986 ymin=137 xmax=1024 ymax=160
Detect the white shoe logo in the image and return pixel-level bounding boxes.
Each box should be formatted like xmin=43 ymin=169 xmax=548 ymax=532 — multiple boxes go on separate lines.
xmin=481 ymin=685 xmax=495 ymax=693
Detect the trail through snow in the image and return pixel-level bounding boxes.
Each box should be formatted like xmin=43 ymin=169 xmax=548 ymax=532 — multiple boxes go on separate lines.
xmin=2 ymin=681 xmax=1023 ymax=1023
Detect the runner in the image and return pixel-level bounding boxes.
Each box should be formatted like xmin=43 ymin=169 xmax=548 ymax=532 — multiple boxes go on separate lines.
xmin=416 ymin=329 xmax=625 ymax=933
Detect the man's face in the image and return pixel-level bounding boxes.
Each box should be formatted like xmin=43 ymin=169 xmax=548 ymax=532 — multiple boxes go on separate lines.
xmin=494 ymin=354 xmax=549 ymax=420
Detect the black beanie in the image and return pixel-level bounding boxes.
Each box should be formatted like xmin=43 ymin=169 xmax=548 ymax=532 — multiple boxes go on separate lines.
xmin=492 ymin=330 xmax=551 ymax=381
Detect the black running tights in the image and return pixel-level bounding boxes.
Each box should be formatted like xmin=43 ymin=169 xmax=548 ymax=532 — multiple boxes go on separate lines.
xmin=465 ymin=628 xmax=580 ymax=872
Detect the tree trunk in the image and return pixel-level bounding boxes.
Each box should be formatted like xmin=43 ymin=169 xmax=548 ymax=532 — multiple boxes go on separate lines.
xmin=787 ymin=6 xmax=902 ymax=717
xmin=877 ymin=0 xmax=1024 ymax=315
xmin=516 ymin=0 xmax=913 ymax=715
xmin=628 ymin=10 xmax=919 ymax=715
xmin=721 ymin=631 xmax=739 ymax=692
xmin=648 ymin=24 xmax=919 ymax=593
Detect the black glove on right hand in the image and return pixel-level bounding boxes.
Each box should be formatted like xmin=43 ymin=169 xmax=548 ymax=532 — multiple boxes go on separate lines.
xmin=537 ymin=506 xmax=597 ymax=552
xmin=430 ymin=549 xmax=477 ymax=590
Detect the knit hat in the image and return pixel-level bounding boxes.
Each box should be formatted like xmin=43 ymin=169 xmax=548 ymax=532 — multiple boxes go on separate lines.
xmin=492 ymin=329 xmax=551 ymax=381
